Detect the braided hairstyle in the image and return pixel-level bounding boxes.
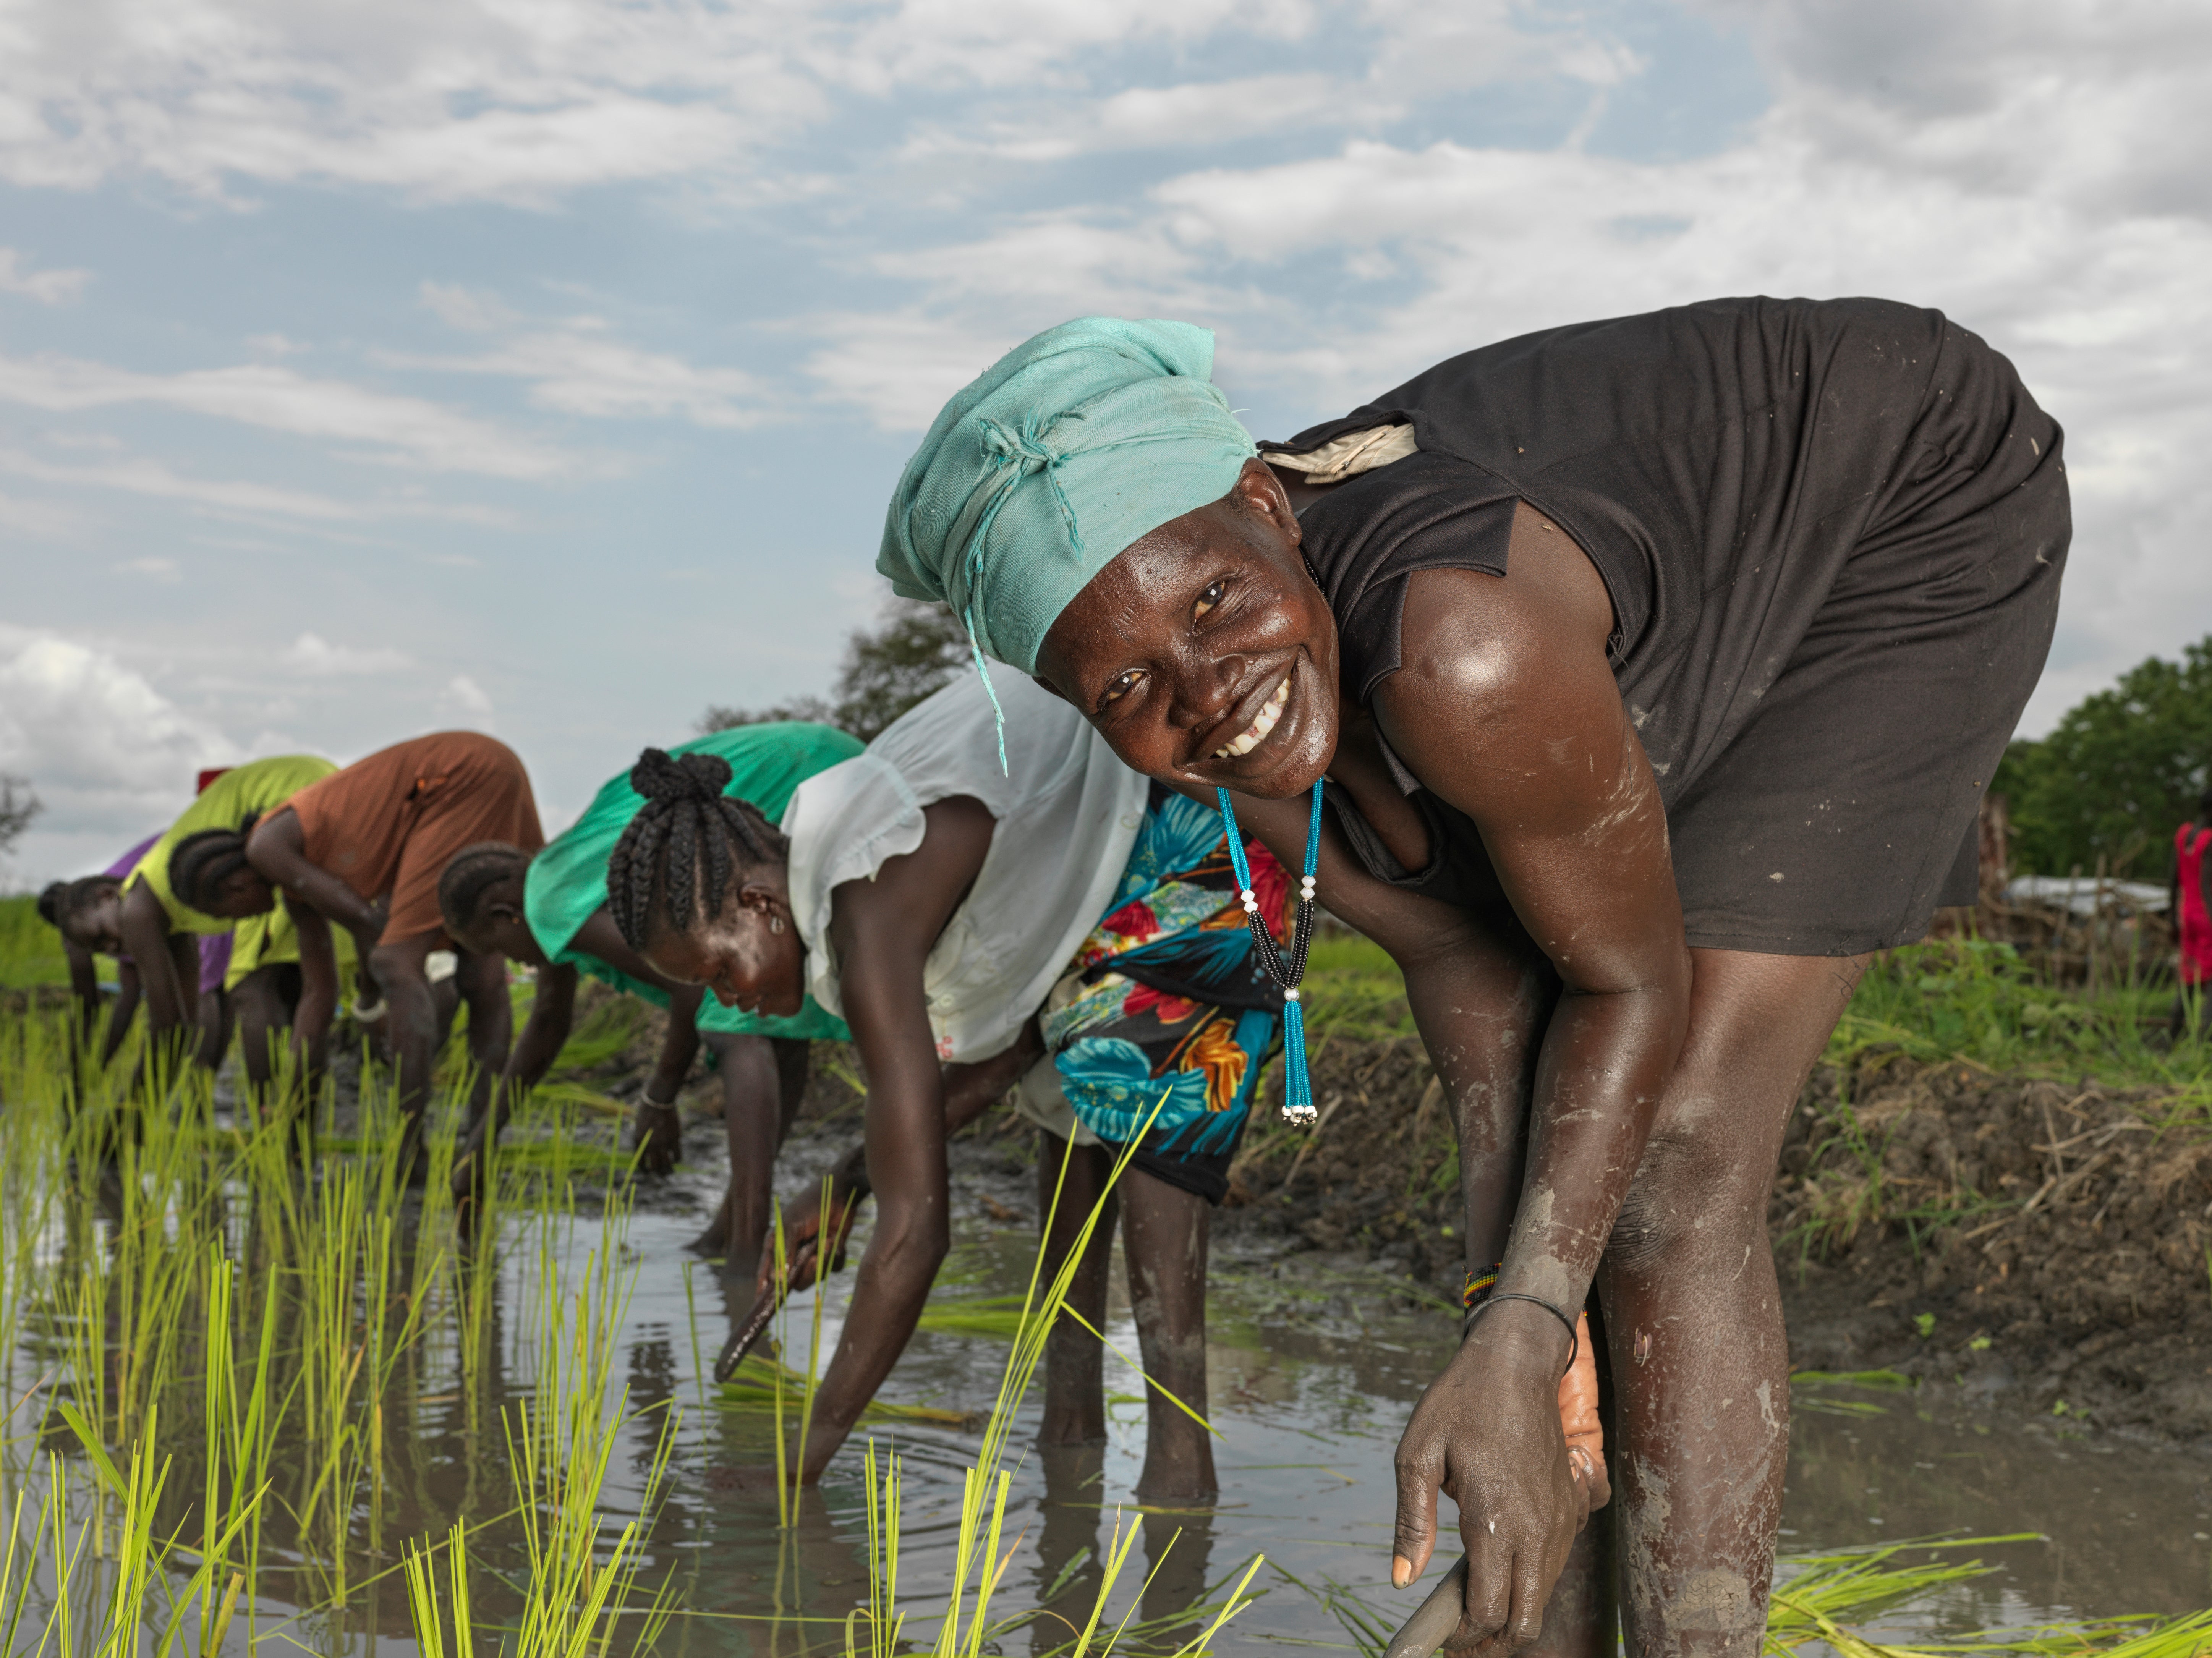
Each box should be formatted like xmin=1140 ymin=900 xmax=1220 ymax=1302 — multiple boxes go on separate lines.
xmin=439 ymin=842 xmax=531 ymax=938
xmin=37 ymin=875 xmax=118 ymax=944
xmin=170 ymin=814 xmax=261 ymax=913
xmin=606 ymin=748 xmax=789 ymax=952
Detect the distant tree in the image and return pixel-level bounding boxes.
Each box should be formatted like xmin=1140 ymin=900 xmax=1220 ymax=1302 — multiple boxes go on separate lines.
xmin=0 ymin=774 xmax=39 ymax=858
xmin=1995 ymin=635 xmax=2212 ymax=879
xmin=701 ymin=599 xmax=972 ymax=744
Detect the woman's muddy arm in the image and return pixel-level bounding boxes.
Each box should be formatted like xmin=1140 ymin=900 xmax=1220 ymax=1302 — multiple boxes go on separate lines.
xmin=485 ymin=962 xmax=578 ymax=1129
xmin=786 ymin=796 xmax=994 ymax=1482
xmin=566 ymin=908 xmax=704 ymax=1169
xmin=65 ymin=940 xmax=102 ymax=1046
xmin=246 ymin=810 xmax=387 ymax=962
xmin=286 ymin=893 xmax=341 ymax=1079
xmin=454 ymin=947 xmax=513 ymax=1129
xmin=120 ymin=882 xmax=192 ymax=1036
xmin=648 ymin=986 xmax=705 ymax=1103
xmin=1376 ymin=555 xmax=1691 ymax=1643
xmin=99 ymin=961 xmax=143 ymax=1071
xmin=1212 ymin=782 xmax=1547 ymax=1296
xmin=769 ymin=1017 xmax=1046 ymax=1287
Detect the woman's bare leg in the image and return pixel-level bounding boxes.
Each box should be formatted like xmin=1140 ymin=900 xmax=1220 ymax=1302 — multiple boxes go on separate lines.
xmin=1599 ymin=949 xmax=1867 ymax=1658
xmin=235 ymin=968 xmax=289 ymax=1107
xmin=698 ymin=1032 xmax=801 ymax=1285
xmin=1038 ymin=1131 xmax=1118 ymax=1448
xmin=194 ymin=986 xmax=233 ymax=1072
xmin=1120 ymin=1167 xmax=1216 ymax=1503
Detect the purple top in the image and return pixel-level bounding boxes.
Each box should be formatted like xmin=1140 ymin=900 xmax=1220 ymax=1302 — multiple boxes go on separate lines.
xmin=106 ymin=833 xmax=231 ymax=996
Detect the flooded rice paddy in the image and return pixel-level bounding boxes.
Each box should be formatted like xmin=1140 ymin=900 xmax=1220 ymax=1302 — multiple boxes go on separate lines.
xmin=4 ymin=1040 xmax=2211 ymax=1654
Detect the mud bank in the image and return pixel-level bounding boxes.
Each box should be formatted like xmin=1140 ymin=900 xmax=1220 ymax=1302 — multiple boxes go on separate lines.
xmin=1139 ymin=1034 xmax=2212 ymax=1451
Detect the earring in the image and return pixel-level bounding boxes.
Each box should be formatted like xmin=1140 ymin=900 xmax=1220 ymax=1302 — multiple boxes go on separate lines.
xmin=770 ymin=915 xmax=784 ymax=935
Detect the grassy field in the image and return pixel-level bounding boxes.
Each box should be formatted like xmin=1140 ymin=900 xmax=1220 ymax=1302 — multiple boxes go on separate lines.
xmin=12 ymin=889 xmax=2210 ymax=1089
xmin=1304 ymin=926 xmax=2212 ymax=1093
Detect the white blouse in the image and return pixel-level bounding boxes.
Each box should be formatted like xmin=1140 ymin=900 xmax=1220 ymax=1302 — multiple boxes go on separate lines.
xmin=780 ymin=665 xmax=1147 ymax=1064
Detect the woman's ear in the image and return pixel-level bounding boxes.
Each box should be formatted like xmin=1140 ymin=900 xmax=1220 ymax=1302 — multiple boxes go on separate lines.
xmin=1234 ymin=456 xmax=1301 ymax=546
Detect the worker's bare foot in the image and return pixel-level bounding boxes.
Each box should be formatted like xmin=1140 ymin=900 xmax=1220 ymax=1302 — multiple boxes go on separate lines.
xmin=1133 ymin=1461 xmax=1219 ymax=1507
xmin=688 ymin=1191 xmax=734 ymax=1256
xmin=1038 ymin=1391 xmax=1108 ymax=1447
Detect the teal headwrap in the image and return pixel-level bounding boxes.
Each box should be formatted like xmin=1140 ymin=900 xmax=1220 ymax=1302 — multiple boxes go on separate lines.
xmin=878 ymin=317 xmax=1257 ymax=758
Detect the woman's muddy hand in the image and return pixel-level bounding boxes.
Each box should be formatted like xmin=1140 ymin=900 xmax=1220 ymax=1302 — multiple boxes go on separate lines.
xmin=752 ymin=1178 xmax=864 ymax=1303
xmin=1392 ymin=1305 xmax=1578 ymax=1655
xmin=630 ymin=1098 xmax=683 ymax=1176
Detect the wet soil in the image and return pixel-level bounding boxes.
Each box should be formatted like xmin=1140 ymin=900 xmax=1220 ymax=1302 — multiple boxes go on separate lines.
xmin=1191 ymin=1032 xmax=2212 ymax=1453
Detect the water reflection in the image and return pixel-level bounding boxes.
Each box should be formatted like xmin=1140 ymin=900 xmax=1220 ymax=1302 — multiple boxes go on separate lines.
xmin=11 ymin=1088 xmax=2212 ymax=1656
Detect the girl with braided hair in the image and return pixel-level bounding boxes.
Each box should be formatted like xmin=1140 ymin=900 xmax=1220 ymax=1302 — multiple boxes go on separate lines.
xmin=615 ymin=668 xmax=1242 ymax=1493
xmin=625 ymin=667 xmax=1627 ymax=1516
xmin=437 ymin=721 xmax=860 ymax=1269
xmin=623 ymin=671 xmax=1602 ymax=1503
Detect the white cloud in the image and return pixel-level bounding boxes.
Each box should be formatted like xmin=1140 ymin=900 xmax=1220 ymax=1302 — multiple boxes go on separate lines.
xmin=419 ymin=282 xmax=519 ymax=333
xmin=0 ymin=350 xmax=577 ymax=479
xmin=117 ymin=555 xmax=180 ymax=580
xmin=0 ymin=488 xmax=84 ymax=537
xmin=0 ymin=0 xmax=828 ymax=202
xmin=0 ymin=0 xmax=1618 ymax=205
xmin=0 ymin=445 xmax=516 ymax=527
xmin=443 ymin=675 xmax=494 ymax=717
xmin=0 ymin=246 xmax=89 ymax=303
xmin=799 ymin=0 xmax=2212 ymax=737
xmin=0 ymin=627 xmax=245 ymax=867
xmin=282 ymin=633 xmax=415 ymax=676
xmin=395 ymin=288 xmax=773 ymax=427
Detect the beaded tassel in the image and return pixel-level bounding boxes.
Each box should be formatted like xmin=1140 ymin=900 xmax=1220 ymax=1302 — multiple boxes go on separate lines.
xmin=1217 ymin=780 xmax=1326 ymax=1125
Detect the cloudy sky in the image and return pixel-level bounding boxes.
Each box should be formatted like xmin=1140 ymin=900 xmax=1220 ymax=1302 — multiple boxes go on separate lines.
xmin=3 ymin=0 xmax=2208 ymax=884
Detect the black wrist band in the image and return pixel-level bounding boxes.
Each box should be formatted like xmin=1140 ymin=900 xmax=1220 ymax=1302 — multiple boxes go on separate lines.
xmin=1461 ymin=1291 xmax=1579 ymax=1371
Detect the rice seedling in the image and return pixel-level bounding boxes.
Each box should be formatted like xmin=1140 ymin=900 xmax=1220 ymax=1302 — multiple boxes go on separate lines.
xmin=0 ymin=996 xmax=674 ymax=1652
xmin=914 ymin=1295 xmax=1032 ymax=1341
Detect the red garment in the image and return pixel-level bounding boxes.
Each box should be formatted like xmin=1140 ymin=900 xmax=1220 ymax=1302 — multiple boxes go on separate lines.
xmin=2177 ymin=823 xmax=2212 ymax=986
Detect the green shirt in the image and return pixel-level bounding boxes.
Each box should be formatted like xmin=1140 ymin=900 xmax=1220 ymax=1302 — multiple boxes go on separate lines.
xmin=525 ymin=724 xmax=862 ymax=1040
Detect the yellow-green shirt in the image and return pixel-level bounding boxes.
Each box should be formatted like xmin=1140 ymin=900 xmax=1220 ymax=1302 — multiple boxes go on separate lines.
xmin=128 ymin=755 xmax=336 ymax=933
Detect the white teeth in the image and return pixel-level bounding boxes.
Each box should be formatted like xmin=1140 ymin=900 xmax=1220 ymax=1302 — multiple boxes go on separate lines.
xmin=1212 ymin=675 xmax=1291 ymax=759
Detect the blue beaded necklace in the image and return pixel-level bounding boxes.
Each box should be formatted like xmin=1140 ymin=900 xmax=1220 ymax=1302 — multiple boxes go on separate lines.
xmin=1215 ymin=779 xmax=1324 ymax=1125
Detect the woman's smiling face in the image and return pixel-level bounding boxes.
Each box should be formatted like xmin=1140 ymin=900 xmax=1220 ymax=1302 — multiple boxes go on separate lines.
xmin=1035 ymin=460 xmax=1340 ymax=800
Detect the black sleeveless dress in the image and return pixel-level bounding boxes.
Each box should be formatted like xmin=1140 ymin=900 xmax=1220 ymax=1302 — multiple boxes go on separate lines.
xmin=1270 ymin=296 xmax=2068 ymax=955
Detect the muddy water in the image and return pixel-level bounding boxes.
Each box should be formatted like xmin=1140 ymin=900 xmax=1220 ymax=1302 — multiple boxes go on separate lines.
xmin=576 ymin=1134 xmax=2212 ymax=1656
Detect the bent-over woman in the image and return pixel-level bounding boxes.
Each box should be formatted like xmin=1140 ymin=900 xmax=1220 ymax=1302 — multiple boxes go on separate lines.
xmin=878 ymin=303 xmax=2067 ymax=1654
xmin=172 ymin=731 xmax=542 ymax=1165
xmin=438 ymin=720 xmax=860 ymax=1271
xmin=118 ymin=755 xmax=353 ymax=1095
xmin=608 ymin=668 xmax=1292 ymax=1498
xmin=41 ymin=834 xmax=231 ymax=1074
